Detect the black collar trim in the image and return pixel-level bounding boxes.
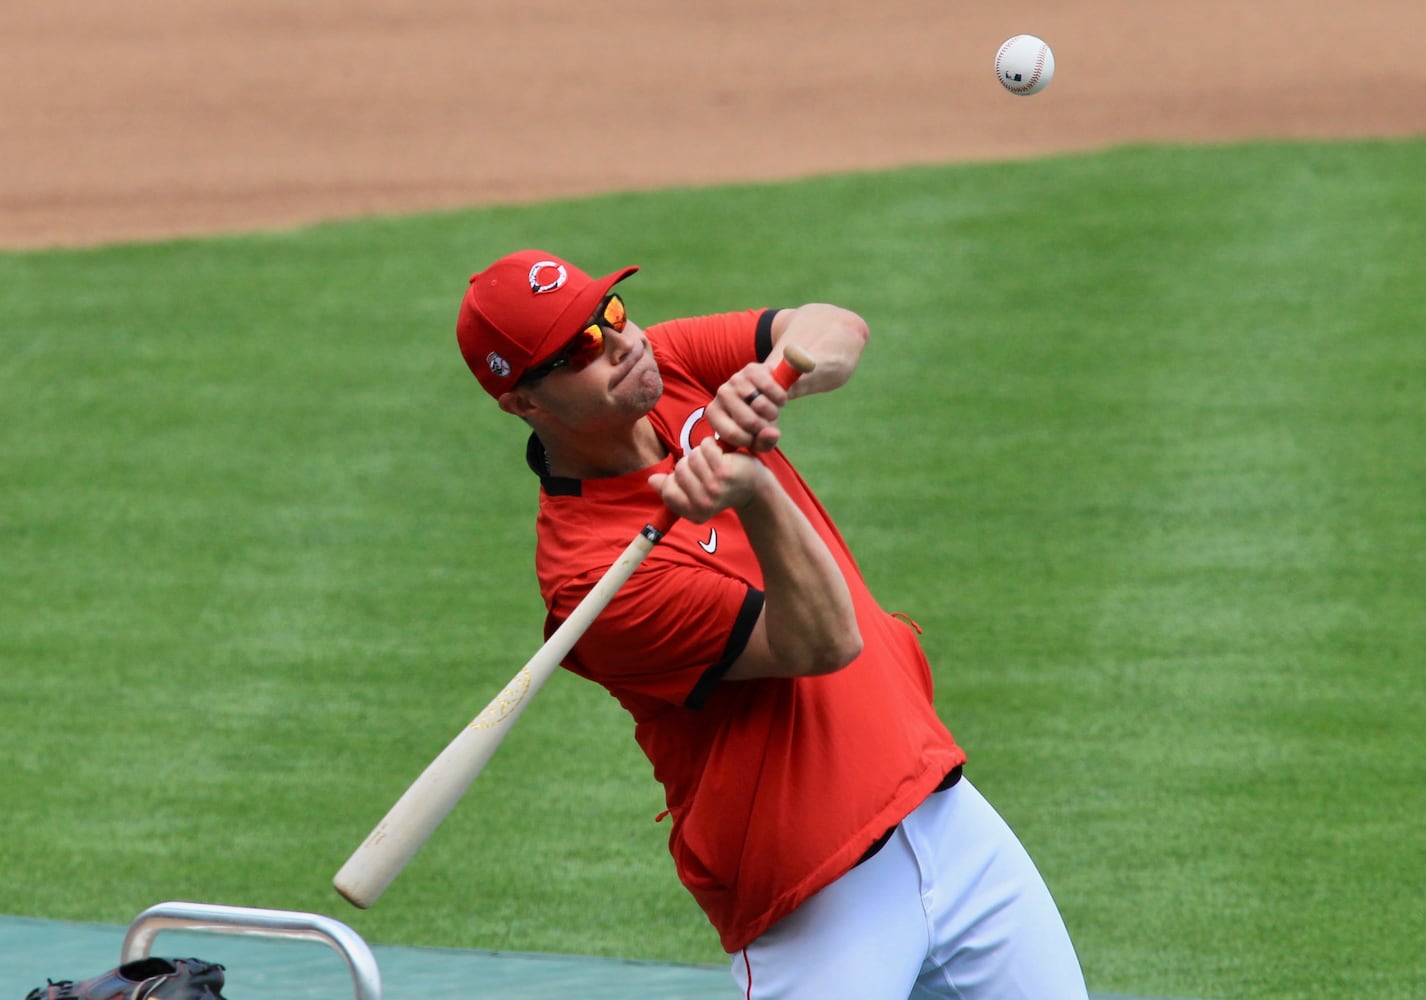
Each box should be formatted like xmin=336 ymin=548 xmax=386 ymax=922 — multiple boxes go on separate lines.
xmin=525 ymin=433 xmax=582 ymax=496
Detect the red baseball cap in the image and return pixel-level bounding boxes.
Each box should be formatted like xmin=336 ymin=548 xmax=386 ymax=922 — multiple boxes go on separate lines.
xmin=456 ymin=249 xmax=638 ymax=398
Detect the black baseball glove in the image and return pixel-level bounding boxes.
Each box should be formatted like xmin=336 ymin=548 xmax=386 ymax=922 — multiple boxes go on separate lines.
xmin=24 ymin=957 xmax=227 ymax=1000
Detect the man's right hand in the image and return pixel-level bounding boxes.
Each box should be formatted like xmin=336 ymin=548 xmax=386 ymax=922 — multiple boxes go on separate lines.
xmin=647 ymin=437 xmax=770 ymax=524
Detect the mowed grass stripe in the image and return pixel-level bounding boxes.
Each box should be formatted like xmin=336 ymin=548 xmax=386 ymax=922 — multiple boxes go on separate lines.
xmin=3 ymin=139 xmax=1423 ymax=1000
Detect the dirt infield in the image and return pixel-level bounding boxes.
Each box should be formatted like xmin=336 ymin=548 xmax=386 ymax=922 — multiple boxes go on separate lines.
xmin=3 ymin=1 xmax=1424 ymax=248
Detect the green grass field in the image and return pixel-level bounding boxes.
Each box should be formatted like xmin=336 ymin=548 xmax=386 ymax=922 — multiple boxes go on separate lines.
xmin=4 ymin=138 xmax=1424 ymax=1000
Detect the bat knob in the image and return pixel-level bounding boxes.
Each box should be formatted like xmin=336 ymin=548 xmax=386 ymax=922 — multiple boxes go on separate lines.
xmin=781 ymin=344 xmax=817 ymax=375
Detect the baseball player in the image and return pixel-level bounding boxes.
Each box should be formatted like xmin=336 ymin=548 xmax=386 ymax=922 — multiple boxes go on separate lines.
xmin=455 ymin=249 xmax=1087 ymax=999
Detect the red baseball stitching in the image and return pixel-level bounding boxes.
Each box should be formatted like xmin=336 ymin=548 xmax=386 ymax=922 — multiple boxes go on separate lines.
xmin=998 ymin=38 xmax=1048 ymax=94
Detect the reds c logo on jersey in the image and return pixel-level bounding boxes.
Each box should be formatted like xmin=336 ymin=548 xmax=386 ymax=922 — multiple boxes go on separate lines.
xmin=678 ymin=406 xmax=717 ymax=455
xmin=677 ymin=406 xmax=722 ymax=556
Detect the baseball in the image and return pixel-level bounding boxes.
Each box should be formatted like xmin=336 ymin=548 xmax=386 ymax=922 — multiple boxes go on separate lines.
xmin=995 ymin=34 xmax=1055 ymax=96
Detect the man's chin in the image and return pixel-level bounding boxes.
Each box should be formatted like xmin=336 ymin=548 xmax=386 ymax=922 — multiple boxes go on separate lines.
xmin=632 ymin=368 xmax=664 ymax=410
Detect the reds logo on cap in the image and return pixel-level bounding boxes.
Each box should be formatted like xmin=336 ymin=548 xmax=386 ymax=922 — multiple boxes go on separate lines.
xmin=528 ymin=261 xmax=568 ymax=294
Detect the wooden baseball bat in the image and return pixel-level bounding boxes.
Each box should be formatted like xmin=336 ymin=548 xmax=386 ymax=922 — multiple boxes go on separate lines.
xmin=333 ymin=346 xmax=815 ymax=909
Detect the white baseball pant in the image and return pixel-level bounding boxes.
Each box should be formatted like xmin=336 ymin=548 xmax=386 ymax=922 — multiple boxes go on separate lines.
xmin=731 ymin=776 xmax=1088 ymax=999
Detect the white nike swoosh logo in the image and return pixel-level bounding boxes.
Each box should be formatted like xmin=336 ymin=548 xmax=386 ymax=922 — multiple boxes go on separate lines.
xmin=698 ymin=527 xmax=718 ymax=554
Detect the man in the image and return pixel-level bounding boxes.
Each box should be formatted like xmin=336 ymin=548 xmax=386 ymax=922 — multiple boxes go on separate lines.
xmin=455 ymin=249 xmax=1087 ymax=999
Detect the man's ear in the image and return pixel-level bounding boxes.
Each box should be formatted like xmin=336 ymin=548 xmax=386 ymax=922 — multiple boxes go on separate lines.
xmin=497 ymin=388 xmax=538 ymax=419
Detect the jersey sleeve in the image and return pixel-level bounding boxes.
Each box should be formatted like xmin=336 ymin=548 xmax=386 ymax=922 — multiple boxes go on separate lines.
xmin=550 ymin=556 xmax=763 ymax=709
xmin=648 ymin=308 xmax=780 ymax=385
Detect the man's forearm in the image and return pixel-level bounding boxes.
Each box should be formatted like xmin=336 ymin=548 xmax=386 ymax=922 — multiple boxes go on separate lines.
xmin=738 ymin=468 xmax=862 ymax=675
xmin=770 ymin=304 xmax=870 ymax=399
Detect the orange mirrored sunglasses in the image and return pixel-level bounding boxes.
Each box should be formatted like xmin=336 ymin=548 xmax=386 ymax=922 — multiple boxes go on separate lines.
xmin=520 ymin=294 xmax=628 ymax=385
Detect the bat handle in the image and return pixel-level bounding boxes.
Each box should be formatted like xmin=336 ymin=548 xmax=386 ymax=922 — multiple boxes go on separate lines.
xmin=775 ymin=344 xmax=817 ymax=384
xmin=646 ymin=346 xmax=816 ymax=536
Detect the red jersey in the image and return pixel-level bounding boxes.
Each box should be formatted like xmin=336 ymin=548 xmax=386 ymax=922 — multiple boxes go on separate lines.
xmin=530 ymin=308 xmax=965 ymax=952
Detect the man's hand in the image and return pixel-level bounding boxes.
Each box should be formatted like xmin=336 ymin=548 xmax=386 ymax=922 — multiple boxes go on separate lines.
xmin=648 ymin=437 xmax=769 ymax=524
xmin=703 ymin=362 xmax=791 ymax=453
